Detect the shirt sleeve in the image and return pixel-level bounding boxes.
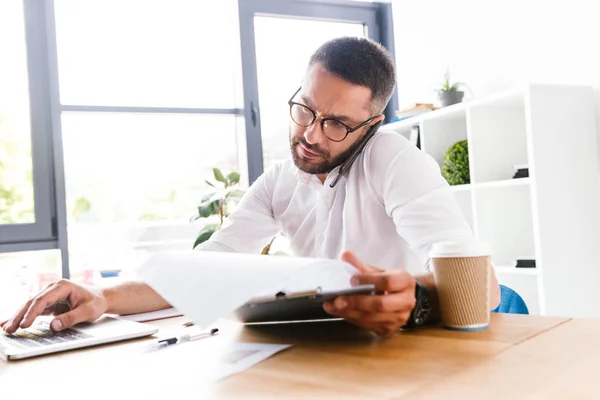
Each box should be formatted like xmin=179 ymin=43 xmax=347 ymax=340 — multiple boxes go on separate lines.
xmin=195 ymin=164 xmax=282 ymax=254
xmin=365 ymin=132 xmax=474 ymax=264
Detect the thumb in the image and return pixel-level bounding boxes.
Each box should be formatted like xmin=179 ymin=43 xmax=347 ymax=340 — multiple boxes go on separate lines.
xmin=50 ymin=304 xmax=97 ymax=332
xmin=340 ymin=250 xmax=381 ymax=274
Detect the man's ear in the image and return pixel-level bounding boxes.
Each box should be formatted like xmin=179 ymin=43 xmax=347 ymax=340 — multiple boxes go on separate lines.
xmin=374 ymin=114 xmax=385 ymax=125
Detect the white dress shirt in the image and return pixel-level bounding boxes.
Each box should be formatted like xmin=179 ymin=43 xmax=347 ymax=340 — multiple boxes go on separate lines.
xmin=197 ymin=130 xmax=473 ymax=275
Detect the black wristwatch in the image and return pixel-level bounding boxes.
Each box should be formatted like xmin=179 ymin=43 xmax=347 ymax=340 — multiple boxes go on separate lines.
xmin=402 ymin=279 xmax=432 ymax=329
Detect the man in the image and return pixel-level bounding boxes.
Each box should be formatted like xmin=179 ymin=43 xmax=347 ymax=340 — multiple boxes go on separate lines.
xmin=2 ymin=37 xmax=500 ymax=337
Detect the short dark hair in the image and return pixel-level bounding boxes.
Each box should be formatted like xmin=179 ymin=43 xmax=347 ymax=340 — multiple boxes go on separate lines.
xmin=308 ymin=36 xmax=396 ymax=113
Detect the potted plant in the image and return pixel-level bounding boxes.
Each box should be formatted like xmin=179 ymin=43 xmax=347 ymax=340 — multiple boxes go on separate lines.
xmin=191 ymin=168 xmax=288 ymax=255
xmin=442 ymin=139 xmax=470 ymax=186
xmin=438 ymin=69 xmax=464 ymax=107
xmin=191 ymin=168 xmax=245 ymax=249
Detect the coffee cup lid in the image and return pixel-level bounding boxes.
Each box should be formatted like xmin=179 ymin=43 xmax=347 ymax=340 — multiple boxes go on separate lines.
xmin=429 ymin=240 xmax=491 ymax=258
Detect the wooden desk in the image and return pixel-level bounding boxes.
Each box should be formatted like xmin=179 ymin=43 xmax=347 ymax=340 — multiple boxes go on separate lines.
xmin=1 ymin=313 xmax=598 ymax=399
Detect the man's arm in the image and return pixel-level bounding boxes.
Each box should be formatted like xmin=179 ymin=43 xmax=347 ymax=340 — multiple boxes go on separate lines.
xmin=367 ymin=133 xmax=501 ymax=310
xmin=102 ymin=281 xmax=170 ymax=315
xmin=1 ymin=279 xmax=168 ymax=334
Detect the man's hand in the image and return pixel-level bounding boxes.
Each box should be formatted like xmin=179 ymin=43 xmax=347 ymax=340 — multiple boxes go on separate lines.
xmin=323 ymin=251 xmax=416 ymax=336
xmin=0 ymin=280 xmax=108 ymax=334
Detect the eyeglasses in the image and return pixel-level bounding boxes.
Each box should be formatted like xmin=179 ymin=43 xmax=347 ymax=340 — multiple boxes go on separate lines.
xmin=288 ymin=87 xmax=377 ymax=142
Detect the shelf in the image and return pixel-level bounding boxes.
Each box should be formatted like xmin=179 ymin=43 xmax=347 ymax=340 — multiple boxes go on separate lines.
xmin=384 ymin=86 xmax=525 ymax=136
xmin=474 ymin=178 xmax=531 ymax=189
xmin=475 ymin=183 xmax=534 ymax=266
xmin=450 ymin=184 xmax=471 ymax=192
xmin=420 ymin=102 xmax=466 ymax=122
xmin=449 ymin=178 xmax=530 ymax=192
xmin=494 ymin=266 xmax=539 ymax=276
xmin=384 ymin=117 xmax=420 ymax=134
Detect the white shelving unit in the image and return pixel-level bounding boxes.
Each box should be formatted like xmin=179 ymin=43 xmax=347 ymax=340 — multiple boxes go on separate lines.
xmin=384 ymin=84 xmax=600 ymax=318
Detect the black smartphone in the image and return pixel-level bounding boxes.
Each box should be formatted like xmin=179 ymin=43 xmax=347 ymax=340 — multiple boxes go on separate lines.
xmin=329 ymin=120 xmax=383 ymax=188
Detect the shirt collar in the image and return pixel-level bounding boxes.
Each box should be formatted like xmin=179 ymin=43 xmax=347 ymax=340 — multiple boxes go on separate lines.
xmin=291 ymin=163 xmax=344 ymax=189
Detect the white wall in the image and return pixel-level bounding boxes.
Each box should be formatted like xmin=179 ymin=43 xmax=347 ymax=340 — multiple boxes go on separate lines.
xmin=391 ymin=0 xmax=600 ymax=140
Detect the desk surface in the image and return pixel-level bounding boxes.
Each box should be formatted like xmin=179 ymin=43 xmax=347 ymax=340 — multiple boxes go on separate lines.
xmin=1 ymin=313 xmax=598 ymax=399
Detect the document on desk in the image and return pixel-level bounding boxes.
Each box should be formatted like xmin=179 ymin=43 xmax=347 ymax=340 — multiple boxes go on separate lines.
xmin=133 ymin=250 xmax=358 ymax=328
xmin=211 ymin=342 xmax=291 ymax=382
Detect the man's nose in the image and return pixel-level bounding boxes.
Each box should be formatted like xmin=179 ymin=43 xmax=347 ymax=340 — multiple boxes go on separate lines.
xmin=303 ymin=119 xmax=326 ymax=145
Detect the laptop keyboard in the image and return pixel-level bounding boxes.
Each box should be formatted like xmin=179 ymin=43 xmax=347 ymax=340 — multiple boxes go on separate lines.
xmin=0 ymin=321 xmax=92 ymax=350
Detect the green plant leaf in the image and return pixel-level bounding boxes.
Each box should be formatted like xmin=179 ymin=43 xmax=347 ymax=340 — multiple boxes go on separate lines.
xmin=213 ymin=168 xmax=226 ymax=184
xmin=197 ymin=200 xmax=219 ymax=218
xmin=227 ymin=172 xmax=240 ymax=184
xmin=206 ymin=190 xmax=225 ymax=204
xmin=200 ymin=190 xmax=217 ymax=203
xmin=225 ymin=189 xmax=245 ymax=199
xmin=192 ymin=225 xmax=219 ymax=249
xmin=204 ymin=180 xmax=216 ymax=188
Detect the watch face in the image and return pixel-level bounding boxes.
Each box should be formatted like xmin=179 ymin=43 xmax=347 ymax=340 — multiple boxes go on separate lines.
xmin=414 ymin=296 xmax=432 ymax=325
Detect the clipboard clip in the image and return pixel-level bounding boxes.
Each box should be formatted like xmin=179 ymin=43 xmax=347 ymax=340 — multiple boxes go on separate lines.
xmin=275 ymin=287 xmax=323 ymax=299
xmin=250 ymin=287 xmax=324 ymax=305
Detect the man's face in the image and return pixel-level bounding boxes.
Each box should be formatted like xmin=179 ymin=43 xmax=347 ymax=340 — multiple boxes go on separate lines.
xmin=289 ymin=63 xmax=383 ymax=176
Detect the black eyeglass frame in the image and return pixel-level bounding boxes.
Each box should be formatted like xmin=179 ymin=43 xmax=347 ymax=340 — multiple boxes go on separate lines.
xmin=287 ymin=87 xmax=379 ymax=143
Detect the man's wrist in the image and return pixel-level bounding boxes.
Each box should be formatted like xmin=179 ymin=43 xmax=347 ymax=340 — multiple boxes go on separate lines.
xmin=100 ymin=286 xmax=117 ymax=314
xmin=414 ymin=273 xmax=441 ymax=323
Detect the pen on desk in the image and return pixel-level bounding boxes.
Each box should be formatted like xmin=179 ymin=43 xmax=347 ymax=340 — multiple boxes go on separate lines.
xmin=158 ymin=328 xmax=219 ymax=347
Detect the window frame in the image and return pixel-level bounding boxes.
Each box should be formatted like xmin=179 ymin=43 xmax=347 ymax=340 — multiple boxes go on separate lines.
xmin=0 ymin=0 xmax=58 ymax=252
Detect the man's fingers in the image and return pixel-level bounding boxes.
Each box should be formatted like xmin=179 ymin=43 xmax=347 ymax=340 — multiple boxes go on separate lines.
xmin=19 ymin=285 xmax=72 ymax=330
xmin=2 ymin=299 xmax=34 ymax=334
xmin=338 ymin=292 xmax=416 ymax=314
xmin=0 ymin=319 xmax=11 ymax=331
xmin=340 ymin=251 xmax=381 ymax=274
xmin=355 ymin=271 xmax=415 ymax=293
xmin=50 ymin=304 xmax=97 ymax=331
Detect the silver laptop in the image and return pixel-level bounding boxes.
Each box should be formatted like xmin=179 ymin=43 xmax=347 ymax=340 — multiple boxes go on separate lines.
xmin=0 ymin=315 xmax=158 ymax=361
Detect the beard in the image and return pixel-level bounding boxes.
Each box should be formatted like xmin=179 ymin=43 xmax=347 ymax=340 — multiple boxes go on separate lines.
xmin=289 ymin=131 xmax=367 ymax=175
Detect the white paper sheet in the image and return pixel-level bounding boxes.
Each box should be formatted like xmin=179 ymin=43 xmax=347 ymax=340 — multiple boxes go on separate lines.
xmin=133 ymin=251 xmax=358 ymax=328
xmin=139 ymin=336 xmax=291 ymax=385
xmin=114 ymin=307 xmax=183 ymax=322
xmin=210 ymin=342 xmax=291 ymax=382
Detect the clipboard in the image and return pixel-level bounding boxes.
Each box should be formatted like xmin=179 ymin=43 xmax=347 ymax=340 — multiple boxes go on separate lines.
xmin=234 ymin=284 xmax=376 ymax=323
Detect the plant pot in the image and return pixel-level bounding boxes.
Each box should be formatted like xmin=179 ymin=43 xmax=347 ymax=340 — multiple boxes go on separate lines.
xmin=439 ymin=90 xmax=464 ymax=107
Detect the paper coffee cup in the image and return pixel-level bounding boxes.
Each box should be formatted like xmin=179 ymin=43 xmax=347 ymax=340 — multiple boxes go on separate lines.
xmin=430 ymin=241 xmax=491 ymax=331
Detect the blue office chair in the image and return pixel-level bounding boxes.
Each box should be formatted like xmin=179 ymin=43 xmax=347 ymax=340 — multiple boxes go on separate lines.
xmin=492 ymin=284 xmax=529 ymax=314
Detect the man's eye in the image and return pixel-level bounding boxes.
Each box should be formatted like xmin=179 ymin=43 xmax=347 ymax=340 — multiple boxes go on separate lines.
xmin=325 ymin=120 xmax=344 ymax=129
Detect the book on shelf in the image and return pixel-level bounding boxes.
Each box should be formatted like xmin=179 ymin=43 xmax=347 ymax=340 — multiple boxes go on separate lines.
xmin=394 ymin=103 xmax=437 ymax=120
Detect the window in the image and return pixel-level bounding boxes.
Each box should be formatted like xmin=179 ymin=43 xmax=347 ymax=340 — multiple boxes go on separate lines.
xmin=54 ymin=0 xmax=243 ymax=109
xmin=61 ymin=112 xmax=243 ymax=278
xmin=51 ymin=0 xmax=246 ymax=280
xmin=0 ymin=1 xmax=34 ymax=225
